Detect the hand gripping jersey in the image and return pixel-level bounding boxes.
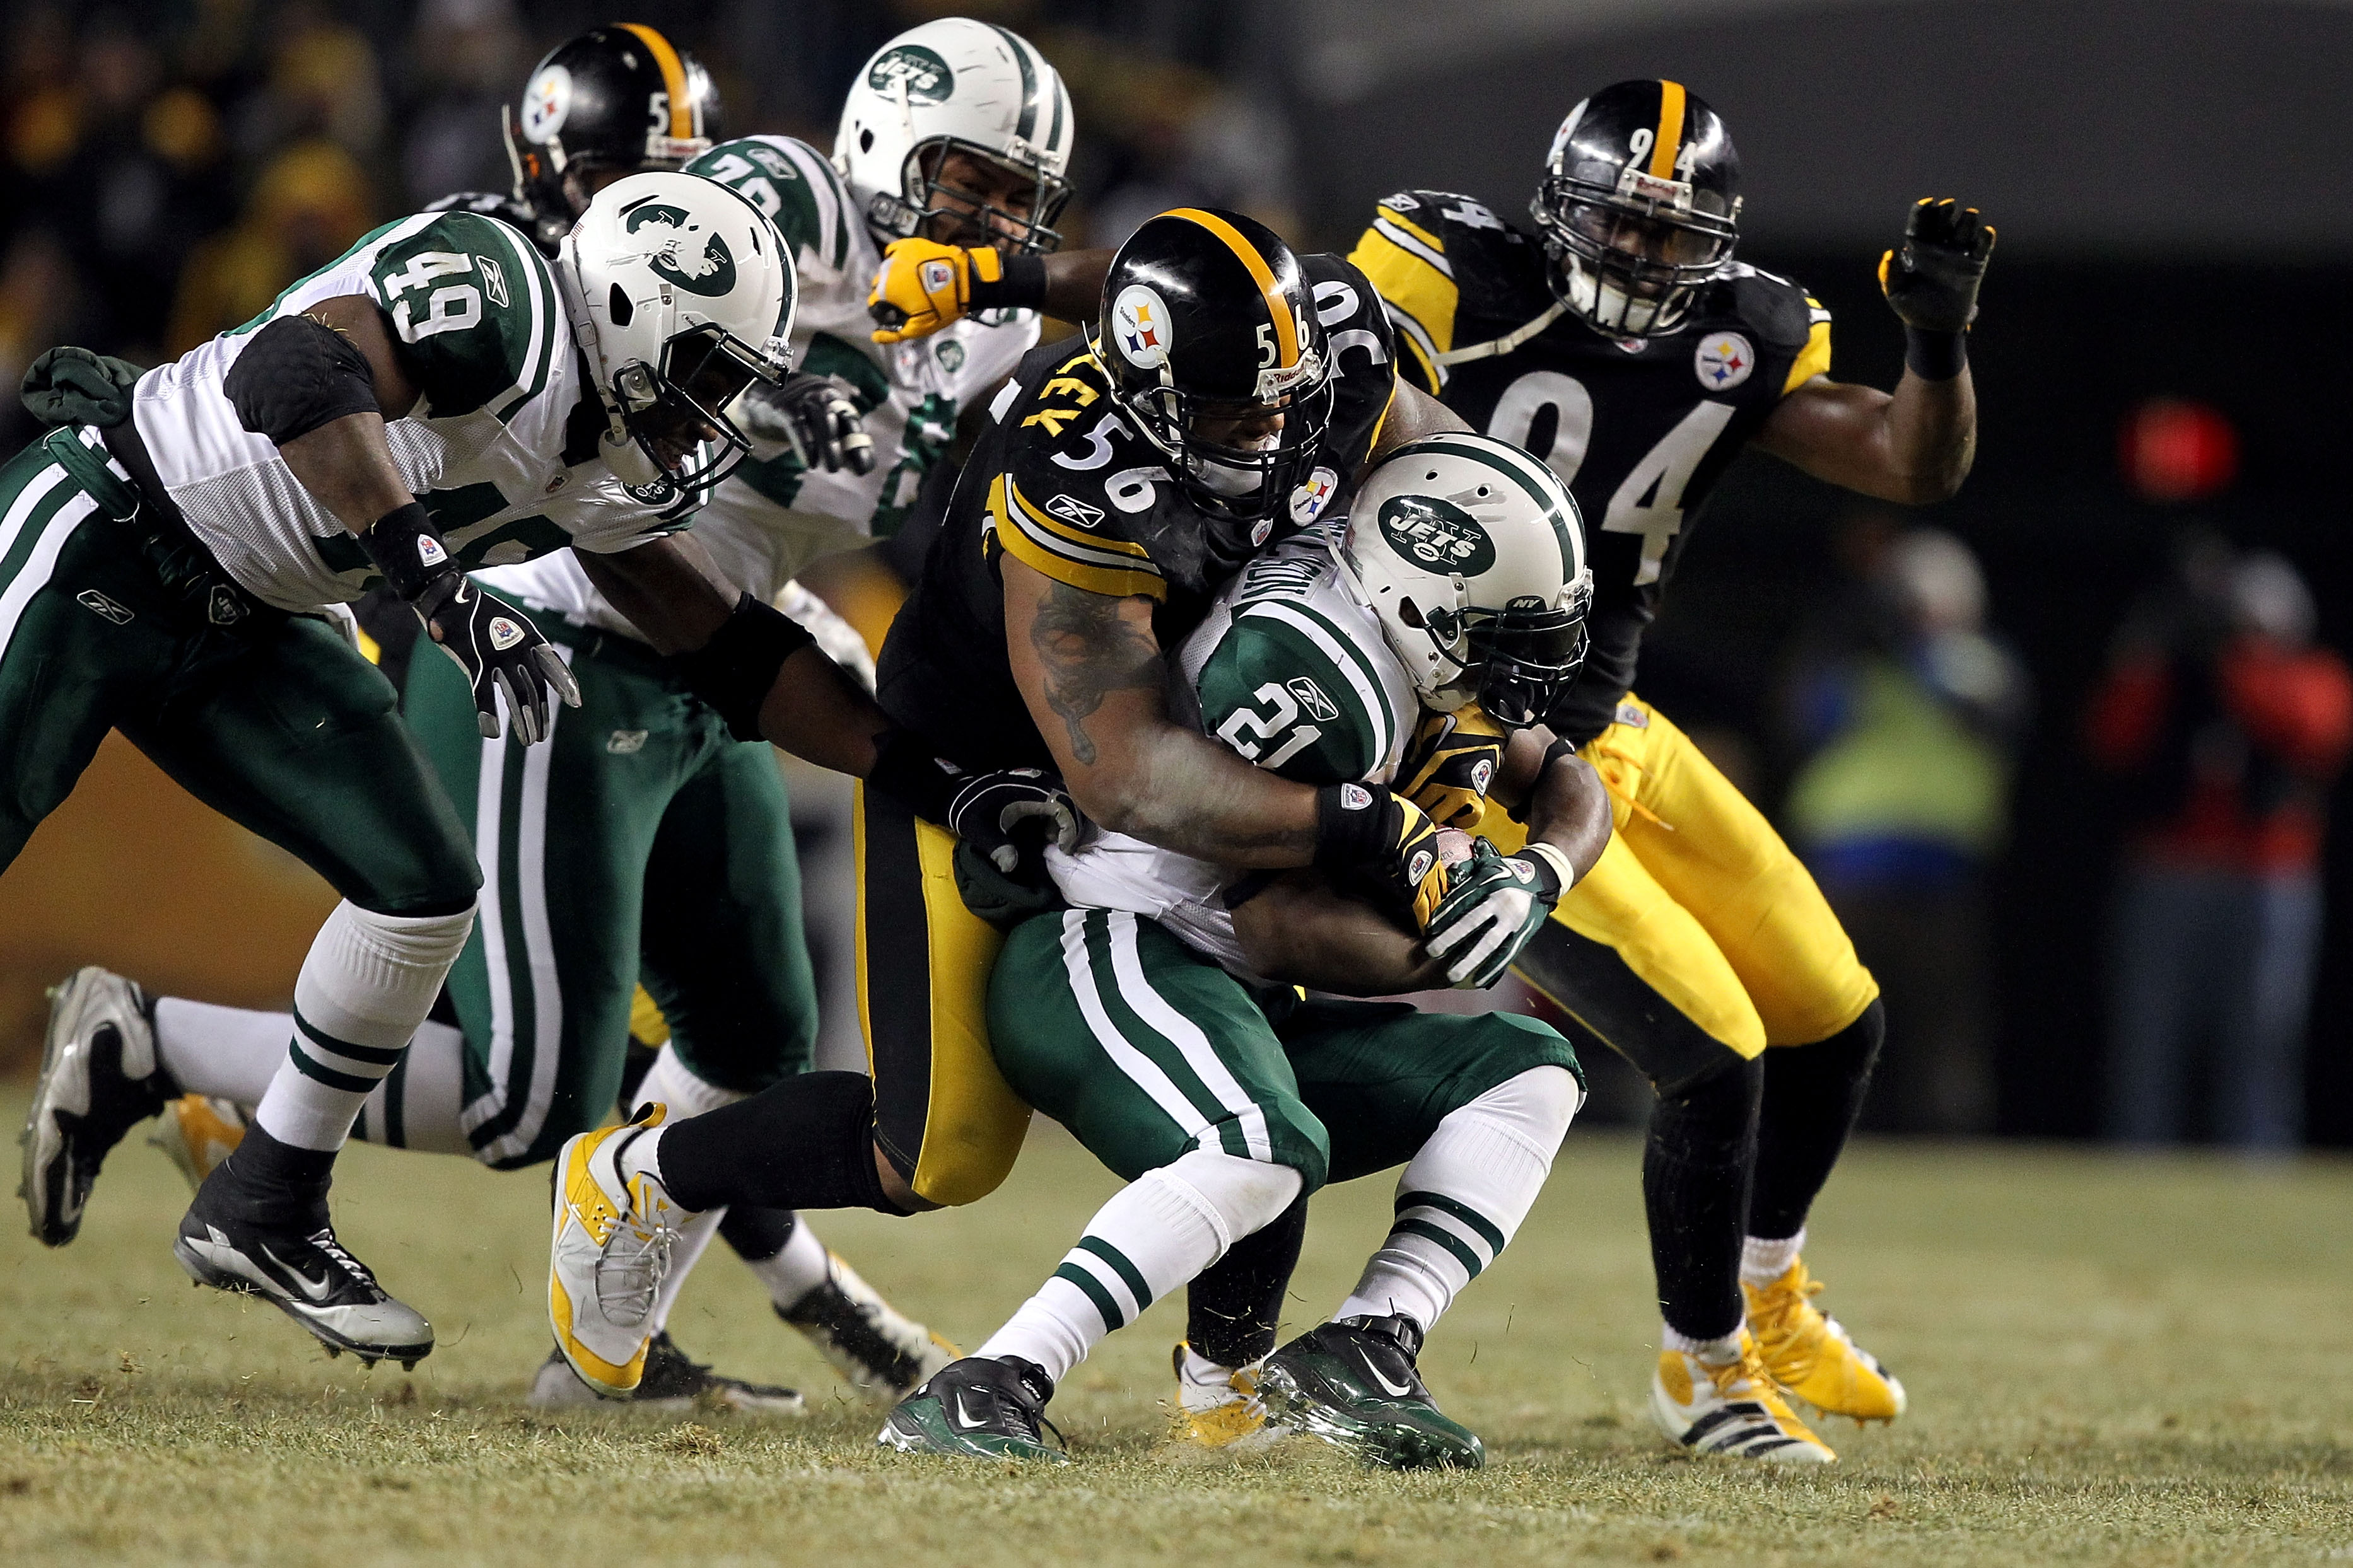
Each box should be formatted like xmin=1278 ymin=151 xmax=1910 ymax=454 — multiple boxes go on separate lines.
xmin=873 ymin=253 xmax=1398 ymax=772
xmin=1048 ymin=526 xmax=1445 ymax=976
xmin=133 ymin=209 xmax=687 ymax=615
xmin=1348 ymin=190 xmax=1831 ymax=745
xmin=475 ymin=134 xmax=1040 ymax=636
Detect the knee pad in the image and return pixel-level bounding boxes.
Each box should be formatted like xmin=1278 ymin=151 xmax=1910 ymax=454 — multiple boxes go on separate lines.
xmin=1148 ymin=1149 xmax=1305 ymax=1262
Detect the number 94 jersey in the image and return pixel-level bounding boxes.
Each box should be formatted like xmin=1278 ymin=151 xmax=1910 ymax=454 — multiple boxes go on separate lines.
xmin=1348 ymin=189 xmax=1831 ymax=746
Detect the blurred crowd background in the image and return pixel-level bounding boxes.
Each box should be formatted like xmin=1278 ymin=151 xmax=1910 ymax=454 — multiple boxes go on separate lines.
xmin=4 ymin=0 xmax=2350 ymax=1150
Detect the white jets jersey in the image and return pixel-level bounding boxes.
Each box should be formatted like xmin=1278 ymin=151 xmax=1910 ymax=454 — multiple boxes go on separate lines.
xmin=474 ymin=134 xmax=1039 ymax=637
xmin=1047 ymin=526 xmax=1422 ymax=976
xmin=135 ymin=208 xmax=687 ymax=615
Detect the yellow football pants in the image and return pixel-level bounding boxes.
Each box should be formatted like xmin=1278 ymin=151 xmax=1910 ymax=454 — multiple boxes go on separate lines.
xmin=1490 ymin=695 xmax=1879 ymax=1093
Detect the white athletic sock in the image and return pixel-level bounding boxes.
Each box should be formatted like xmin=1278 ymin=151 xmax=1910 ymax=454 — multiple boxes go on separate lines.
xmin=351 ymin=1020 xmax=472 ymax=1157
xmin=744 ymin=1214 xmax=834 ymax=1311
xmin=617 ymin=1125 xmax=677 ymax=1197
xmin=153 ymin=998 xmax=296 ymax=1105
xmin=1176 ymin=1343 xmax=1259 ymax=1409
xmin=1740 ymin=1228 xmax=1806 ymax=1289
xmin=978 ymin=1149 xmax=1302 ymax=1385
xmin=1336 ymin=1066 xmax=1580 ymax=1332
xmin=252 ymin=902 xmax=476 ymax=1152
xmin=632 ymin=1042 xmax=745 ymax=1121
xmin=1663 ymin=1321 xmax=1744 ymax=1364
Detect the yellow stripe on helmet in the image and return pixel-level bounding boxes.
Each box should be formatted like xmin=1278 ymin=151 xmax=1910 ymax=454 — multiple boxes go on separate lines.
xmin=1649 ymin=80 xmax=1687 ymax=179
xmin=619 ymin=23 xmax=691 ymax=139
xmin=1166 ymin=207 xmax=1300 ymax=369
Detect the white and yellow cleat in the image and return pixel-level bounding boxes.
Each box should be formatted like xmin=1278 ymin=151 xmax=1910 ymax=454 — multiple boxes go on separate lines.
xmin=548 ymin=1105 xmax=682 ymax=1397
xmin=1744 ymin=1261 xmax=1906 ymax=1424
xmin=1170 ymin=1341 xmax=1285 ymax=1453
xmin=1650 ymin=1332 xmax=1837 ymax=1464
xmin=149 ymin=1096 xmax=248 ymax=1190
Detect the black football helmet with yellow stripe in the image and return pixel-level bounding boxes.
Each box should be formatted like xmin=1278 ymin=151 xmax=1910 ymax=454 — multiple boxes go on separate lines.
xmin=505 ymin=25 xmax=719 ymax=252
xmin=1531 ymin=79 xmax=1740 ymax=339
xmin=1089 ymin=207 xmax=1333 ymax=529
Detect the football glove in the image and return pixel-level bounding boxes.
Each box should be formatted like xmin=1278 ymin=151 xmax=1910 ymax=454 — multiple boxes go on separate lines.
xmin=739 ymin=373 xmax=875 ymax=475
xmin=1423 ymin=839 xmax=1575 ymax=989
xmin=868 ymin=239 xmax=1046 ymax=342
xmin=1398 ymin=708 xmax=1509 ymax=832
xmin=1879 ymin=198 xmax=1995 ymax=334
xmin=1314 ymin=782 xmax=1451 ymax=932
xmin=946 ymin=767 xmax=1081 ymax=883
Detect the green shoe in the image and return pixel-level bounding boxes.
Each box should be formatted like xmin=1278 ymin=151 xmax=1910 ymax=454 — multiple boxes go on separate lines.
xmin=1259 ymin=1315 xmax=1485 ymax=1470
xmin=876 ymin=1356 xmax=1069 ymax=1462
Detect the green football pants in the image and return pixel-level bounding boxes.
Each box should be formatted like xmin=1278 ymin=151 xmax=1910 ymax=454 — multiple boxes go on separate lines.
xmin=0 ymin=433 xmax=477 ymax=912
xmin=404 ymin=601 xmax=819 ymax=1169
xmin=988 ymin=908 xmax=1582 ymax=1193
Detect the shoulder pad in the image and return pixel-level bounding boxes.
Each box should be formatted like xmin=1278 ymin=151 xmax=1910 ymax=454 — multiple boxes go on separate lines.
xmin=1714 ymin=264 xmax=1816 ymax=352
xmin=1196 ymin=601 xmax=1392 ymax=785
xmin=991 ymin=349 xmax=1175 ymax=601
xmin=687 ymin=136 xmax=853 ymax=272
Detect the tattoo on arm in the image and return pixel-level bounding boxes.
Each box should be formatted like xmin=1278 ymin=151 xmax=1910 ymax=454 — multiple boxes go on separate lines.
xmin=1027 ymin=579 xmax=1164 ymax=765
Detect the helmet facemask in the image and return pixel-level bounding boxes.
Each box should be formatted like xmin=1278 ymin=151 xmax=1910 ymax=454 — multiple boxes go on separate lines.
xmin=870 ymin=136 xmax=1071 ymax=255
xmin=597 ymin=319 xmax=786 ymax=496
xmin=1532 ymin=163 xmax=1737 ymax=338
xmin=1102 ymin=340 xmax=1334 ymax=526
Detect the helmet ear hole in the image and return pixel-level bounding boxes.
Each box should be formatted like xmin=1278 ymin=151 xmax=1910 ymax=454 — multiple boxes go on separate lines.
xmin=860 ymin=127 xmax=874 ymax=154
xmin=608 ymin=283 xmax=634 ymax=328
xmin=1398 ymin=598 xmax=1426 ymax=630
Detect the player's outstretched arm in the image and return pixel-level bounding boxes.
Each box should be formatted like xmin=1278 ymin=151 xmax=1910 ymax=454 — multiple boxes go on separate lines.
xmin=1230 ymin=870 xmax=1446 ymax=995
xmin=868 ymin=243 xmax=1113 ymax=342
xmin=1751 ymin=198 xmax=1992 ymax=506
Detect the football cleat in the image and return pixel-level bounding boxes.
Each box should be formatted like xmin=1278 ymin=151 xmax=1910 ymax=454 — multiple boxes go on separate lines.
xmin=876 ymin=1356 xmax=1068 ymax=1462
xmin=1650 ymin=1332 xmax=1836 ymax=1463
xmin=527 ymin=1332 xmax=805 ymax=1415
xmin=1170 ymin=1341 xmax=1283 ymax=1451
xmin=779 ymin=1250 xmax=958 ymax=1404
xmin=1257 ymin=1315 xmax=1485 ymax=1470
xmin=173 ymin=1185 xmax=433 ymax=1368
xmin=21 ymin=967 xmax=173 ymax=1246
xmin=1744 ymin=1260 xmax=1907 ymax=1424
xmin=150 ymin=1095 xmax=248 ymax=1191
xmin=548 ymin=1105 xmax=681 ymax=1395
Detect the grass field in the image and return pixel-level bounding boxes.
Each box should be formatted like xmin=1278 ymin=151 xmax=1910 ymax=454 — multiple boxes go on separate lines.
xmin=4 ymin=1083 xmax=2351 ymax=1567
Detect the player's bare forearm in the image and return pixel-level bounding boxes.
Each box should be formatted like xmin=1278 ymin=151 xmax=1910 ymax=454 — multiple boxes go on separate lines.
xmin=1041 ymin=249 xmax=1113 ymax=323
xmin=1493 ymin=729 xmax=1612 ymax=880
xmin=1365 ymin=380 xmax=1469 ymax=465
xmin=1754 ymin=371 xmax=1975 ymax=505
xmin=1003 ymin=555 xmax=1319 ymax=865
xmin=1229 ymin=871 xmax=1445 ymax=995
xmin=274 ymin=298 xmax=423 ymax=535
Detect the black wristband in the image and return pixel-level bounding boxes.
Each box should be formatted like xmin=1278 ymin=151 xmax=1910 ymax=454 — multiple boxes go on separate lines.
xmin=865 ymin=726 xmax=963 ymax=824
xmin=225 ymin=314 xmax=380 ymax=446
xmin=973 ymin=253 xmax=1049 ymax=313
xmin=359 ymin=501 xmax=454 ymax=602
xmin=1903 ymin=326 xmax=1967 ymax=381
xmin=672 ymin=592 xmax=815 ymax=742
xmin=1507 ymin=736 xmax=1579 ymax=824
xmin=1312 ymin=781 xmax=1391 ymax=873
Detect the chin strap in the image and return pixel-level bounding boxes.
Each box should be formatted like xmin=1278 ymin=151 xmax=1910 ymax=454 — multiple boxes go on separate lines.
xmin=1435 ymin=299 xmax=1568 ymax=367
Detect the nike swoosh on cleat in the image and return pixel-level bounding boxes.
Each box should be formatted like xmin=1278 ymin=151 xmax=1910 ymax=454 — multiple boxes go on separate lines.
xmin=951 ymin=1390 xmax=999 ymax=1431
xmin=260 ymin=1244 xmax=337 ymax=1303
xmin=1360 ymin=1353 xmax=1414 ymax=1398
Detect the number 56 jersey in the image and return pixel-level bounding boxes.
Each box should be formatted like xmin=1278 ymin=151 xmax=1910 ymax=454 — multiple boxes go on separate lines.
xmin=1348 ymin=190 xmax=1830 ymax=746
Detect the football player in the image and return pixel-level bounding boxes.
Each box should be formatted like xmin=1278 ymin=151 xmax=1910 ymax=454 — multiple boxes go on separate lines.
xmin=1338 ymin=81 xmax=1991 ymax=1459
xmin=879 ymin=433 xmax=1609 ymax=1465
xmin=37 ymin=20 xmax=1079 ymax=1409
xmin=536 ymin=211 xmax=1553 ymax=1400
xmin=13 ymin=169 xmax=1037 ymax=1371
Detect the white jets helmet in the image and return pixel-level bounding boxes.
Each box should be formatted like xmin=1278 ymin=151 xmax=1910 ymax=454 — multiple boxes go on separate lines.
xmin=834 ymin=18 xmax=1075 ymax=254
xmin=558 ymin=170 xmax=795 ymax=494
xmin=1341 ymin=433 xmax=1594 ymax=728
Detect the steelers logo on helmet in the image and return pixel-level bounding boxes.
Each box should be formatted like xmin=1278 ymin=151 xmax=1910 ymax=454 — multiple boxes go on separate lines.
xmin=1112 ymin=284 xmax=1172 ymax=370
xmin=1694 ymin=331 xmax=1755 ymax=391
xmin=1289 ymin=466 xmax=1339 ymax=526
xmin=867 ymin=44 xmax=955 ymax=103
xmin=1377 ymin=494 xmax=1498 ymax=576
xmin=521 ymin=65 xmax=572 ymax=142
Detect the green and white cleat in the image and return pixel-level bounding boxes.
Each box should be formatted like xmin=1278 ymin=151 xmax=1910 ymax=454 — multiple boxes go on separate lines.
xmin=877 ymin=1356 xmax=1068 ymax=1462
xmin=1258 ymin=1314 xmax=1485 ymax=1470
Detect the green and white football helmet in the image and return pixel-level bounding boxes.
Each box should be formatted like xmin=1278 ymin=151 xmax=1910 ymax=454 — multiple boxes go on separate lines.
xmin=1341 ymin=433 xmax=1593 ymax=728
xmin=834 ymin=17 xmax=1075 ymax=253
xmin=558 ymin=170 xmax=795 ymax=492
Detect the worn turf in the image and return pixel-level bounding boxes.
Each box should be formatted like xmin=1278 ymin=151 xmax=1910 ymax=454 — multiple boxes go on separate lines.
xmin=3 ymin=1082 xmax=2349 ymax=1565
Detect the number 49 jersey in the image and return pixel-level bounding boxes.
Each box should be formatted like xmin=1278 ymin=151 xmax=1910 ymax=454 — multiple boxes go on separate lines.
xmin=1348 ymin=189 xmax=1831 ymax=745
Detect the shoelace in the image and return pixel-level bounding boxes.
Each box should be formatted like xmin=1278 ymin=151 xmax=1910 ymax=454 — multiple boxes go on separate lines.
xmin=1748 ymin=1269 xmax=1830 ymax=1381
xmin=304 ymin=1228 xmax=378 ymax=1294
xmin=594 ymin=1214 xmax=676 ymax=1325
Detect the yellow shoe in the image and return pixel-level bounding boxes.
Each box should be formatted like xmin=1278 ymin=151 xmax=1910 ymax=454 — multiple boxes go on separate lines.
xmin=548 ymin=1104 xmax=679 ymax=1397
xmin=148 ymin=1096 xmax=247 ymax=1190
xmin=1744 ymin=1260 xmax=1906 ymax=1423
xmin=1171 ymin=1342 xmax=1283 ymax=1451
xmin=1650 ymin=1332 xmax=1836 ymax=1463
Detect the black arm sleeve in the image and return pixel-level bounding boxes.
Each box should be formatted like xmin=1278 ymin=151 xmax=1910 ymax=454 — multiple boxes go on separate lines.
xmin=668 ymin=593 xmax=816 ymax=741
xmin=224 ymin=315 xmax=380 ymax=446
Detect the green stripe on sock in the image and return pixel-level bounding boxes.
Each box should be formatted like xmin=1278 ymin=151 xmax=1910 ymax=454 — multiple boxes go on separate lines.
xmin=288 ymin=1041 xmax=378 ymax=1095
xmin=1074 ymin=1235 xmax=1153 ymax=1316
xmin=1396 ymin=1189 xmax=1508 ymax=1255
xmin=1395 ymin=1217 xmax=1487 ymax=1281
xmin=291 ymin=1006 xmax=406 ymax=1067
xmin=1052 ymin=1260 xmax=1126 ymax=1331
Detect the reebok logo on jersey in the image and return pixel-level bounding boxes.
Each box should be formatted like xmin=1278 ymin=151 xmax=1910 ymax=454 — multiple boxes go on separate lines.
xmin=1695 ymin=332 xmax=1755 ymax=391
xmin=75 ymin=589 xmax=133 ymax=625
xmin=1286 ymin=677 xmax=1338 ymax=723
xmin=607 ymin=729 xmax=648 ymax=755
xmin=1044 ymin=492 xmax=1104 ymax=529
xmin=476 ymin=253 xmax=510 ymax=309
xmin=488 ymin=617 xmax=525 ymax=651
xmin=416 ymin=535 xmax=448 ymax=569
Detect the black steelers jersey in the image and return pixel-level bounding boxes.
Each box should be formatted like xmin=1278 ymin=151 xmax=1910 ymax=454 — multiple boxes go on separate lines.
xmin=1348 ymin=189 xmax=1831 ymax=745
xmin=875 ymin=252 xmax=1399 ymax=773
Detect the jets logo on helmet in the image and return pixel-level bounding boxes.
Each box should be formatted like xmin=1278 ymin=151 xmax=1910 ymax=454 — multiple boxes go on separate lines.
xmin=1343 ymin=433 xmax=1595 ymax=728
xmin=1112 ymin=284 xmax=1171 ymax=368
xmin=624 ymin=204 xmax=738 ymax=297
xmin=836 ymin=19 xmax=1075 ymax=255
